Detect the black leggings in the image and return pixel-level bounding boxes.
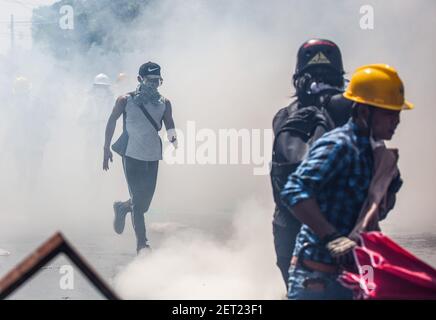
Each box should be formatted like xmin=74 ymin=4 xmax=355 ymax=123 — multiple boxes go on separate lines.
xmin=122 ymin=156 xmax=159 ymax=251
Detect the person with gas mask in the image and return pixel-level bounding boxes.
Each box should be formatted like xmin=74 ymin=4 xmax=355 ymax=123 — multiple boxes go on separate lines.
xmin=281 ymin=64 xmax=412 ymax=299
xmin=271 ymin=39 xmax=353 ymax=290
xmin=103 ymin=62 xmax=177 ymax=254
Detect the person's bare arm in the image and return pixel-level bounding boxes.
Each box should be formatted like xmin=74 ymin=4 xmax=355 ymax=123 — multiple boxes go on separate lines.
xmin=163 ymin=100 xmax=177 ymax=148
xmin=163 ymin=99 xmax=175 ymax=130
xmin=103 ymin=95 xmax=127 ymax=170
xmin=292 ymin=198 xmax=357 ymax=264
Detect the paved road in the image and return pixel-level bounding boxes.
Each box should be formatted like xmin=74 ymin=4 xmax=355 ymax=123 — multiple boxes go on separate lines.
xmin=1 ymin=218 xmax=435 ymax=300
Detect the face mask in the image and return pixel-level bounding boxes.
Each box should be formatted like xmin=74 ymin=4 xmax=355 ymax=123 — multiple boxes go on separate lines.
xmin=145 ymin=79 xmax=160 ymax=90
xmin=138 ymin=76 xmax=161 ymax=88
xmin=295 ymin=73 xmax=343 ymax=105
xmin=307 ymin=81 xmax=342 ymax=95
xmin=135 ymin=76 xmax=162 ymax=105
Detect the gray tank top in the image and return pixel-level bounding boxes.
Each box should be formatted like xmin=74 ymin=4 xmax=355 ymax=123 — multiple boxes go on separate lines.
xmin=124 ymin=95 xmax=166 ymax=161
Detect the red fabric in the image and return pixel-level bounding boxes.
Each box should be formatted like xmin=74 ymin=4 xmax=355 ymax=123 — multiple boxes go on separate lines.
xmin=339 ymin=232 xmax=436 ymax=299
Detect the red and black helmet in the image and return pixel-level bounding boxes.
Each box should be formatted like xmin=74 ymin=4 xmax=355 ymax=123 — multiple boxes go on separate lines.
xmin=294 ymin=39 xmax=344 ymax=78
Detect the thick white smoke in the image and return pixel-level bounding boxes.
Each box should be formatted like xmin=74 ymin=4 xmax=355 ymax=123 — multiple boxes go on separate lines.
xmin=0 ymin=0 xmax=435 ymax=299
xmin=115 ymin=199 xmax=283 ymax=299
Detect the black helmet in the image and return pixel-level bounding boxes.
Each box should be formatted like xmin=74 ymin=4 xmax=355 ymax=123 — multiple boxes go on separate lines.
xmin=294 ymin=39 xmax=344 ymax=78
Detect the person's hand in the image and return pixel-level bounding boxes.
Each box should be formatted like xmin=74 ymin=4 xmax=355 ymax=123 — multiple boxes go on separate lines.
xmin=347 ymin=230 xmax=363 ymax=244
xmin=103 ymin=147 xmax=113 ymax=171
xmin=325 ymin=236 xmax=357 ymax=266
xmin=167 ymin=129 xmax=178 ymax=149
xmin=171 ymin=138 xmax=178 ymax=149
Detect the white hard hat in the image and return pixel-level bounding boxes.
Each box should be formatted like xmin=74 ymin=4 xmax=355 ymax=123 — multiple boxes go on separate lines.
xmin=94 ymin=73 xmax=111 ymax=86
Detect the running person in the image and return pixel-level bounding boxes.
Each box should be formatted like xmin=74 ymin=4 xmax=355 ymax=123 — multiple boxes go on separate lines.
xmin=103 ymin=62 xmax=177 ymax=254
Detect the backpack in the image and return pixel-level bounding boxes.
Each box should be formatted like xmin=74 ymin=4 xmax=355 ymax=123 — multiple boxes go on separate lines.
xmin=270 ymin=100 xmax=335 ymax=213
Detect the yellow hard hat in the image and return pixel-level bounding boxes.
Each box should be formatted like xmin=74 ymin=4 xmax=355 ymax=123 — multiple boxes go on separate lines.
xmin=343 ymin=64 xmax=413 ymax=111
xmin=116 ymin=72 xmax=127 ymax=83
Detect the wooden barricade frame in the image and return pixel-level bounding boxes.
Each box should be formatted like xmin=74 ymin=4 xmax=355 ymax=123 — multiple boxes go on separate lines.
xmin=0 ymin=232 xmax=120 ymax=300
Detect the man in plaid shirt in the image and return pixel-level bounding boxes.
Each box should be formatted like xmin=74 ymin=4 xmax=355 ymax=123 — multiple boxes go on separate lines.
xmin=281 ymin=64 xmax=413 ymax=299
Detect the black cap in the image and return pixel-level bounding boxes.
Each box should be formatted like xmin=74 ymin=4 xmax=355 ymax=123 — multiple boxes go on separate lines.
xmin=139 ymin=61 xmax=161 ymax=77
xmin=294 ymin=39 xmax=344 ymax=77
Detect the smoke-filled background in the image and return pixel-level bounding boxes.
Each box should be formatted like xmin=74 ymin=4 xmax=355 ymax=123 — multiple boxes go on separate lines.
xmin=0 ymin=0 xmax=435 ymax=299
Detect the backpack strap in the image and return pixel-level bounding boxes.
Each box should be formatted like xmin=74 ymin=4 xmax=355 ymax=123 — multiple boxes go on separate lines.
xmin=286 ymin=100 xmax=299 ymax=118
xmin=271 ymin=105 xmax=332 ymax=166
xmin=137 ymin=103 xmax=160 ymax=131
xmin=127 ymin=91 xmax=161 ymax=132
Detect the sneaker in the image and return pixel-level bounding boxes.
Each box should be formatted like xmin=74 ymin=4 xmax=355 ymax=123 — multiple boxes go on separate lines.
xmin=113 ymin=201 xmax=130 ymax=234
xmin=137 ymin=244 xmax=152 ymax=256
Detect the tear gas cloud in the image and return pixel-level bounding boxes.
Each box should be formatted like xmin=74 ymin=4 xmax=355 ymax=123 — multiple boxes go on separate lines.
xmin=115 ymin=199 xmax=283 ymax=299
xmin=0 ymin=0 xmax=435 ymax=299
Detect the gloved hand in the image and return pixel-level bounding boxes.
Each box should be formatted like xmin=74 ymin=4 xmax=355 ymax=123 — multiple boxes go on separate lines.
xmin=324 ymin=234 xmax=357 ymax=266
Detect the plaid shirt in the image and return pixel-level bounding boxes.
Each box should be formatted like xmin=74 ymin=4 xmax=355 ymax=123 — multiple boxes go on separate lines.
xmin=281 ymin=120 xmax=374 ymax=264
